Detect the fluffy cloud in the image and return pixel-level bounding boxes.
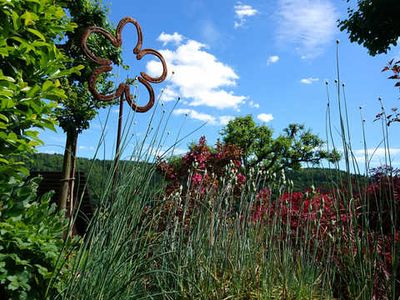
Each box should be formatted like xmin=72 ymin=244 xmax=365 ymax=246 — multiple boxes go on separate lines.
xmin=276 ymin=0 xmax=338 ymax=58
xmin=147 ymin=36 xmax=246 ymax=110
xmin=157 ymin=32 xmax=184 ymax=46
xmin=257 ymin=113 xmax=274 ymax=123
xmin=300 ymin=77 xmax=319 ymax=84
xmin=219 ymin=115 xmax=235 ymax=126
xmin=234 ymin=2 xmax=258 ymax=28
xmin=173 ymin=108 xmax=234 ymax=126
xmin=267 ymin=55 xmax=280 ymax=65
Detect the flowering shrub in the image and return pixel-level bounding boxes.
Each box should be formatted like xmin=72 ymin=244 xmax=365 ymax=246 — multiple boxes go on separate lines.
xmin=251 ymin=188 xmax=353 ymax=239
xmin=158 ymin=138 xmax=400 ymax=298
xmin=158 ymin=136 xmax=244 ymax=197
xmin=156 ymin=137 xmax=245 ymax=232
xmin=366 ymin=165 xmax=400 ymax=234
xmin=250 ymin=167 xmax=400 ymax=299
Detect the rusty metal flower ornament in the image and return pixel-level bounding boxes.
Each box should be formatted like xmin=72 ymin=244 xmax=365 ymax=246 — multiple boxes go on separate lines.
xmin=81 ymin=17 xmax=167 ymax=112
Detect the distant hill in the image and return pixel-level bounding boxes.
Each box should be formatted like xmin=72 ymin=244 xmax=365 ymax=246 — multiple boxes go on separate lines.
xmin=28 ymin=153 xmax=367 ymax=199
xmin=286 ymin=168 xmax=367 ymax=193
xmin=27 ymin=153 xmax=161 ymax=202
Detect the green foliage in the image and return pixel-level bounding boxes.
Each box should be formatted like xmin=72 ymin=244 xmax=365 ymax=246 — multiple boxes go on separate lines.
xmin=28 ymin=153 xmax=360 ymax=198
xmin=56 ymin=0 xmax=121 ymax=136
xmin=0 ymin=0 xmax=79 ymax=183
xmin=54 ymin=1 xmax=121 ymax=211
xmin=221 ymin=115 xmax=340 ymax=173
xmin=221 ymin=115 xmax=272 ymax=166
xmin=339 ymin=0 xmax=400 ymax=56
xmin=0 ymin=1 xmax=79 ymax=298
xmin=26 ymin=153 xmax=162 ymax=203
xmin=55 ymin=83 xmax=98 ymax=135
xmin=286 ymin=167 xmax=367 ymax=192
xmin=0 ymin=177 xmax=67 ymax=299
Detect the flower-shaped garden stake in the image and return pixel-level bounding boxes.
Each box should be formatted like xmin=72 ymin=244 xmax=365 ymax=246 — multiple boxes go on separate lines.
xmin=81 ymin=16 xmax=167 ymax=164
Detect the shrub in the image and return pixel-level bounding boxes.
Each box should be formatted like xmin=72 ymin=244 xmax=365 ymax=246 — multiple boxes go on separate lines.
xmin=366 ymin=165 xmax=400 ymax=234
xmin=158 ymin=136 xmax=244 ymax=197
xmin=0 ymin=177 xmax=68 ymax=299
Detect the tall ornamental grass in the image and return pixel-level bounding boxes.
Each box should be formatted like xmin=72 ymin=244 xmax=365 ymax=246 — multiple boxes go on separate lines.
xmin=51 ymin=44 xmax=399 ymax=299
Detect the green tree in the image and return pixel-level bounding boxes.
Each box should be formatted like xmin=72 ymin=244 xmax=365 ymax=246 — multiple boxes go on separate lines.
xmin=338 ymin=0 xmax=400 ymax=56
xmin=221 ymin=116 xmax=340 ymax=173
xmin=0 ymin=0 xmax=77 ymax=297
xmin=56 ymin=0 xmax=120 ymax=213
xmin=0 ymin=0 xmax=79 ymax=185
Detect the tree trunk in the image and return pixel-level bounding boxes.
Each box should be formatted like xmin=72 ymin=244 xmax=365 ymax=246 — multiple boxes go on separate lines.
xmin=59 ymin=130 xmax=78 ymax=220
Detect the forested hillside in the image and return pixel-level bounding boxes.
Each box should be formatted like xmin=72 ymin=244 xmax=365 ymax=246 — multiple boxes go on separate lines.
xmin=27 ymin=153 xmax=162 ymax=202
xmin=28 ymin=153 xmax=365 ymax=197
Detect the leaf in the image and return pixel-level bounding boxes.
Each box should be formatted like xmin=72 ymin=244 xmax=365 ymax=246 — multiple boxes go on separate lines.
xmin=0 ymin=74 xmax=16 ymax=82
xmin=34 ymin=264 xmax=50 ymax=278
xmin=20 ymin=11 xmax=39 ymax=26
xmin=0 ymin=114 xmax=9 ymax=123
xmin=27 ymin=28 xmax=45 ymax=41
xmin=11 ymin=10 xmax=19 ymax=30
xmin=42 ymin=80 xmax=53 ymax=91
xmin=1 ymin=99 xmax=15 ymax=109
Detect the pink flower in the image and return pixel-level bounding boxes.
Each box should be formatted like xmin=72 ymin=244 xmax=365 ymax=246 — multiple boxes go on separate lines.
xmin=237 ymin=173 xmax=246 ymax=185
xmin=191 ymin=173 xmax=203 ymax=185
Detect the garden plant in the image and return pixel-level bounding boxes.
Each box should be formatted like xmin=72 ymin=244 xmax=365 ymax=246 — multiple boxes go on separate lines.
xmin=0 ymin=0 xmax=399 ymax=299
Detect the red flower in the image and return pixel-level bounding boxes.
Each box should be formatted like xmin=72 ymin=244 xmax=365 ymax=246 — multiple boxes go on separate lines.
xmin=237 ymin=173 xmax=246 ymax=185
xmin=191 ymin=173 xmax=203 ymax=185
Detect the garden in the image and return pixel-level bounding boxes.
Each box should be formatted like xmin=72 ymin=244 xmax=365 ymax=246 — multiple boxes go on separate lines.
xmin=1 ymin=0 xmax=400 ymax=299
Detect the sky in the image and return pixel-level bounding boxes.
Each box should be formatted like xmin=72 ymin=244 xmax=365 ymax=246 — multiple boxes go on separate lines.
xmin=40 ymin=0 xmax=400 ymax=172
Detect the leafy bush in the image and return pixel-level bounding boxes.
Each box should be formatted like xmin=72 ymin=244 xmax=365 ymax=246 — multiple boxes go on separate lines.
xmin=158 ymin=136 xmax=244 ymax=195
xmin=0 ymin=177 xmax=68 ymax=299
xmin=157 ymin=137 xmax=245 ymax=231
xmin=0 ymin=0 xmax=82 ymax=196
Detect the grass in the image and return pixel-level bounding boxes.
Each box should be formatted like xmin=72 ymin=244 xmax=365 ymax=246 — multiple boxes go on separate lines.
xmin=48 ymin=47 xmax=400 ymax=299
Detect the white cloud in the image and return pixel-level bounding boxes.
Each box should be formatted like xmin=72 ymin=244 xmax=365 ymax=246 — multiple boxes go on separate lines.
xmin=79 ymin=145 xmax=95 ymax=151
xmin=353 ymin=148 xmax=400 ymax=158
xmin=234 ymin=2 xmax=258 ymax=28
xmin=157 ymin=32 xmax=184 ymax=46
xmin=219 ymin=115 xmax=235 ymax=126
xmin=267 ymin=55 xmax=280 ymax=65
xmin=161 ymin=86 xmax=180 ymax=101
xmin=352 ymin=148 xmax=400 ymax=168
xmin=38 ymin=147 xmax=64 ymax=155
xmin=276 ymin=0 xmax=338 ymax=58
xmin=248 ymin=100 xmax=260 ymax=108
xmin=257 ymin=113 xmax=274 ymax=123
xmin=173 ymin=108 xmax=234 ymax=126
xmin=142 ymin=144 xmax=188 ymax=159
xmin=300 ymin=77 xmax=319 ymax=84
xmin=147 ymin=36 xmax=246 ymax=110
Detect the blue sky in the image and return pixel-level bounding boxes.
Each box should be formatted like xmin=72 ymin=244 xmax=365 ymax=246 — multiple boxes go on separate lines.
xmin=40 ymin=0 xmax=400 ymax=171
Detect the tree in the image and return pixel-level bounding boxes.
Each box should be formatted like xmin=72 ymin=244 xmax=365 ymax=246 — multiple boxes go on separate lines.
xmin=0 ymin=0 xmax=77 ymax=297
xmin=0 ymin=0 xmax=79 ymax=185
xmin=221 ymin=116 xmax=340 ymax=173
xmin=56 ymin=0 xmax=120 ymax=214
xmin=338 ymin=0 xmax=400 ymax=56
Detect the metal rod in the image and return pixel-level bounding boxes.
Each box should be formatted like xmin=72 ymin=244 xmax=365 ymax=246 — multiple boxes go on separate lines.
xmin=112 ymin=94 xmax=124 ymax=194
xmin=115 ymin=94 xmax=124 ymax=163
xmin=113 ymin=94 xmax=124 ymax=184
